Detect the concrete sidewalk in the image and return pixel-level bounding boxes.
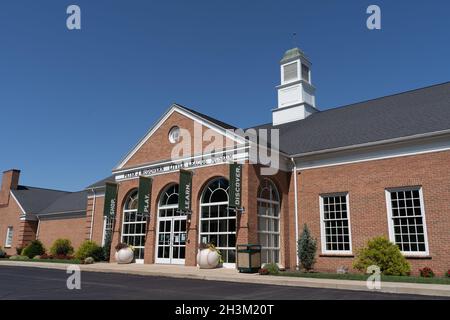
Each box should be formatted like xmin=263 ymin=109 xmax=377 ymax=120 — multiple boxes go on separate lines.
xmin=1 ymin=260 xmax=449 ymax=297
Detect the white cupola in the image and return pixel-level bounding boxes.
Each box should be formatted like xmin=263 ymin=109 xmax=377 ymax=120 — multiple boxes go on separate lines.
xmin=272 ymin=47 xmax=318 ymax=125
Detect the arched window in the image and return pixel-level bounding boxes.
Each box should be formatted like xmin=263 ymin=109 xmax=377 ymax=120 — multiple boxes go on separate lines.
xmin=156 ymin=184 xmax=187 ymax=264
xmin=121 ymin=190 xmax=147 ymax=263
xmin=199 ymin=178 xmax=236 ymax=264
xmin=257 ymin=179 xmax=280 ymax=264
xmin=159 ymin=184 xmax=180 ymax=217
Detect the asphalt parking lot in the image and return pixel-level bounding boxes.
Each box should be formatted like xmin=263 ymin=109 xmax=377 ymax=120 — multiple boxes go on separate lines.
xmin=0 ymin=265 xmax=446 ymax=300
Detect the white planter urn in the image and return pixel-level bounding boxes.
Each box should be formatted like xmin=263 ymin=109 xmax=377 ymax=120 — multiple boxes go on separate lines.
xmin=197 ymin=248 xmax=220 ymax=269
xmin=115 ymin=247 xmax=134 ymax=264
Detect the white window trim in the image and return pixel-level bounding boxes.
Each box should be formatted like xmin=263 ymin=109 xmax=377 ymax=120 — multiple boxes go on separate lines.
xmin=319 ymin=193 xmax=353 ymax=255
xmin=385 ymin=187 xmax=430 ymax=257
xmin=5 ymin=226 xmax=13 ymax=248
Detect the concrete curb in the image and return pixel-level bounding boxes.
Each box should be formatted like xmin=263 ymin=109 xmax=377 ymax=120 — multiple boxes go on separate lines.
xmin=1 ymin=260 xmax=449 ymax=297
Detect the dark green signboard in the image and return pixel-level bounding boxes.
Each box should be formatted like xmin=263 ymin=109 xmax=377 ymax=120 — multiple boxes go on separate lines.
xmin=178 ymin=169 xmax=193 ymax=212
xmin=137 ymin=176 xmax=152 ymax=216
xmin=229 ymin=163 xmax=242 ymax=208
xmin=103 ymin=182 xmax=118 ymax=217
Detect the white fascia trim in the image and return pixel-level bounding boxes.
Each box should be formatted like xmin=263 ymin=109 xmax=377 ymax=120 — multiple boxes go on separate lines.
xmin=114 ymin=104 xmax=246 ymax=170
xmin=10 ymin=191 xmax=26 ymax=215
xmin=88 ymin=193 xmax=104 ymax=199
xmin=291 ymin=129 xmax=450 ymax=158
xmin=37 ymin=210 xmax=86 ymax=217
xmin=295 ymin=133 xmax=450 ymax=171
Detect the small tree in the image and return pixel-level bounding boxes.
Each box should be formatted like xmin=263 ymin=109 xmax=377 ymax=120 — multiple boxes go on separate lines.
xmin=22 ymin=240 xmax=45 ymax=258
xmin=75 ymin=240 xmax=103 ymax=261
xmin=102 ymin=229 xmax=112 ymax=262
xmin=50 ymin=239 xmax=74 ymax=256
xmin=353 ymin=236 xmax=410 ymax=276
xmin=297 ymin=224 xmax=317 ymax=271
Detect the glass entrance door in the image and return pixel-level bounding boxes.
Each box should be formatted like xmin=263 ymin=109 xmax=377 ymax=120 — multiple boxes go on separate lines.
xmin=156 ymin=216 xmax=187 ymax=264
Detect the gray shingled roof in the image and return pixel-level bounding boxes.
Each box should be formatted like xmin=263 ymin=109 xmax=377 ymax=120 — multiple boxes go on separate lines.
xmin=11 ymin=186 xmax=69 ymax=214
xmin=86 ymin=175 xmax=115 ymax=189
xmin=176 ymin=104 xmax=237 ymax=129
xmin=38 ymin=190 xmax=88 ymax=215
xmin=251 ymin=82 xmax=450 ymax=155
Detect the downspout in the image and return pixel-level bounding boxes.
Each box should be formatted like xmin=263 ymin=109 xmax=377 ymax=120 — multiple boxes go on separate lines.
xmin=290 ymin=157 xmax=299 ymax=269
xmin=36 ymin=216 xmax=41 ymax=239
xmin=89 ymin=188 xmax=96 ymax=240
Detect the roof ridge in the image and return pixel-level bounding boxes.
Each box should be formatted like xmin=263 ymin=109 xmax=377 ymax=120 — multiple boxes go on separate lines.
xmin=318 ymin=81 xmax=450 ymax=114
xmin=247 ymin=81 xmax=450 ymax=129
xmin=175 ymin=103 xmax=237 ymax=129
xmin=17 ymin=185 xmax=72 ymax=193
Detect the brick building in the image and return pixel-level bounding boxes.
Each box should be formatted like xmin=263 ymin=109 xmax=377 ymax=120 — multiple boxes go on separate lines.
xmin=1 ymin=48 xmax=449 ymax=275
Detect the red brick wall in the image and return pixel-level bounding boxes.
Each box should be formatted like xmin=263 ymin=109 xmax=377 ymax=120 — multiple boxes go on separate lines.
xmin=111 ymin=164 xmax=247 ymax=266
xmin=38 ymin=217 xmax=86 ymax=253
xmin=247 ymin=164 xmax=293 ymax=268
xmin=0 ymin=195 xmax=31 ymax=255
xmin=86 ymin=194 xmax=106 ymax=246
xmin=296 ymin=150 xmax=450 ymax=276
xmin=122 ymin=111 xmax=237 ymax=169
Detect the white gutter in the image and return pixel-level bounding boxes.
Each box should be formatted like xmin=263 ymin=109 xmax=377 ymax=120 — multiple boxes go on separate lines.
xmin=290 ymin=129 xmax=450 ymax=159
xmin=291 ymin=157 xmax=299 ymax=269
xmin=89 ymin=188 xmax=96 ymax=240
xmin=37 ymin=210 xmax=85 ymax=217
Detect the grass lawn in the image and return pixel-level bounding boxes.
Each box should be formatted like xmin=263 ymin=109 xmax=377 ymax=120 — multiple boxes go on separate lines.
xmin=275 ymin=271 xmax=450 ymax=285
xmin=1 ymin=258 xmax=82 ymax=264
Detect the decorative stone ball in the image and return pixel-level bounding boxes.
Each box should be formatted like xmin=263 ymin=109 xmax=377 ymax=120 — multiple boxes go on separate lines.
xmin=116 ymin=247 xmax=134 ymax=264
xmin=197 ymin=249 xmax=220 ymax=269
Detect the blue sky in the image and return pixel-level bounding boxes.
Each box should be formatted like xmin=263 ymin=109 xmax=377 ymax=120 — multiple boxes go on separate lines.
xmin=0 ymin=0 xmax=449 ymax=191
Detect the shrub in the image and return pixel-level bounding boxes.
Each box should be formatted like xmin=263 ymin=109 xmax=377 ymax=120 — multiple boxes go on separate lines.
xmin=297 ymin=224 xmax=317 ymax=271
xmin=0 ymin=246 xmax=6 ymax=258
xmin=446 ymin=270 xmax=450 ymax=278
xmin=263 ymin=263 xmax=280 ymax=275
xmin=33 ymin=255 xmax=42 ymax=260
xmin=84 ymin=257 xmax=95 ymax=264
xmin=419 ymin=267 xmax=434 ymax=278
xmin=22 ymin=240 xmax=46 ymax=259
xmin=50 ymin=239 xmax=74 ymax=256
xmin=16 ymin=247 xmax=24 ymax=255
xmin=115 ymin=242 xmax=129 ymax=251
xmin=75 ymin=240 xmax=103 ymax=261
xmin=353 ymin=236 xmax=410 ymax=276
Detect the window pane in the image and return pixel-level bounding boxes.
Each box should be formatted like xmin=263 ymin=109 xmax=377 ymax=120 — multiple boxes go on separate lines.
xmin=322 ymin=195 xmax=351 ymax=252
xmin=389 ymin=189 xmax=426 ymax=253
xmin=199 ymin=178 xmax=235 ymax=263
xmin=257 ymin=180 xmax=281 ymax=264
